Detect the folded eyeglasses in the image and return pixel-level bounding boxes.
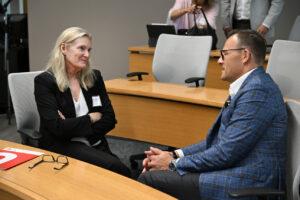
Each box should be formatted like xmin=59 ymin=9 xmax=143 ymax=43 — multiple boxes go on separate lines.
xmin=28 ymin=154 xmax=69 ymax=170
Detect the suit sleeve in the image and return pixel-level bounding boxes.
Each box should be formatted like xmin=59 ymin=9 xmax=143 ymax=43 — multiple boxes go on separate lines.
xmin=180 ymin=140 xmax=207 ymax=156
xmin=220 ymin=0 xmax=232 ymax=29
xmin=176 ymin=87 xmax=275 ymax=175
xmin=262 ymin=0 xmax=284 ymax=29
xmin=34 ymin=73 xmax=94 ymax=139
xmin=90 ymin=70 xmax=116 ymax=137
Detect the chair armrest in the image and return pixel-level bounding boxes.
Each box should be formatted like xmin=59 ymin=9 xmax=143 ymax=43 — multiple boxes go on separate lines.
xmin=185 ymin=77 xmax=205 ymax=87
xmin=18 ymin=128 xmax=42 ymax=140
xmin=229 ymin=188 xmax=285 ymax=199
xmin=126 ymin=72 xmax=149 ymax=81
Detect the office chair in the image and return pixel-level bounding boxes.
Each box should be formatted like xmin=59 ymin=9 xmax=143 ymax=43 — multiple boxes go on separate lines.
xmin=289 ymin=15 xmax=300 ymax=42
xmin=8 ymin=71 xmax=43 ymax=147
xmin=229 ymin=100 xmax=300 ymax=199
xmin=266 ymin=40 xmax=300 ymax=99
xmin=127 ymin=34 xmax=212 ymax=169
xmin=127 ymin=34 xmax=212 ymax=87
xmin=152 ymin=34 xmax=212 ymax=86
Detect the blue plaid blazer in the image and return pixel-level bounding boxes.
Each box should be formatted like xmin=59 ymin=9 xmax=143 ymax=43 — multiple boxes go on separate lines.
xmin=176 ymin=67 xmax=287 ymax=200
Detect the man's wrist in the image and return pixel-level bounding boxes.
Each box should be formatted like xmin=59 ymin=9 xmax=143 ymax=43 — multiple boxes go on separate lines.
xmin=168 ymin=159 xmax=177 ymax=171
xmin=172 ymin=151 xmax=178 ymax=159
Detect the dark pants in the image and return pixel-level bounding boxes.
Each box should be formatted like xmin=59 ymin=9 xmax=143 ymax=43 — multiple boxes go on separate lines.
xmin=232 ymin=18 xmax=251 ymax=30
xmin=138 ymin=171 xmax=200 ymax=200
xmin=47 ymin=138 xmax=131 ymax=178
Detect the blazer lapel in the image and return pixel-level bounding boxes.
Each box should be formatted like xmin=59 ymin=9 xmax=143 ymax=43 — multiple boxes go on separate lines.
xmin=60 ymin=89 xmax=76 ymax=117
xmin=206 ymin=96 xmax=231 ymax=148
xmin=82 ymin=88 xmax=92 ymax=111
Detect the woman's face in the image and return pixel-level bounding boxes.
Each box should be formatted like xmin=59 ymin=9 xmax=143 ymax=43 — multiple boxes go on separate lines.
xmin=61 ymin=36 xmax=91 ymax=72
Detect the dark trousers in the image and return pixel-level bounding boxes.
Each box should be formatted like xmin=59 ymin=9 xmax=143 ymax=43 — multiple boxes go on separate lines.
xmin=232 ymin=18 xmax=251 ymax=30
xmin=138 ymin=171 xmax=200 ymax=200
xmin=47 ymin=138 xmax=131 ymax=178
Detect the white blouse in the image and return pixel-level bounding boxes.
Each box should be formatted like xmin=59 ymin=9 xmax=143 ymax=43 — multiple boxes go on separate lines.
xmin=70 ymin=89 xmax=101 ymax=147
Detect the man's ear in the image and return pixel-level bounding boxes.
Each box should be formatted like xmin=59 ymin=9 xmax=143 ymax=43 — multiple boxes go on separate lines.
xmin=61 ymin=43 xmax=66 ymax=55
xmin=242 ymin=49 xmax=251 ymax=64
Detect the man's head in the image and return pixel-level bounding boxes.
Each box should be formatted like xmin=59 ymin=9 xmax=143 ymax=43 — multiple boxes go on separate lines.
xmin=218 ymin=29 xmax=266 ymax=83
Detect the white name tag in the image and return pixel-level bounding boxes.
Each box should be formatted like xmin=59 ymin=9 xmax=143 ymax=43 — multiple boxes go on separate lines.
xmin=92 ymin=96 xmax=102 ymax=107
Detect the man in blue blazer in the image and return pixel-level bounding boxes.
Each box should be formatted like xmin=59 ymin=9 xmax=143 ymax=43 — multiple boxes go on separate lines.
xmin=138 ymin=29 xmax=287 ymax=200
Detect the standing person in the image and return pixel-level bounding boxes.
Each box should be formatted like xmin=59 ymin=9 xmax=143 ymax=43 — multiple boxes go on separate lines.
xmin=34 ymin=27 xmax=131 ymax=177
xmin=137 ymin=29 xmax=287 ymax=200
xmin=221 ymin=0 xmax=284 ymax=37
xmin=168 ymin=0 xmax=219 ymax=33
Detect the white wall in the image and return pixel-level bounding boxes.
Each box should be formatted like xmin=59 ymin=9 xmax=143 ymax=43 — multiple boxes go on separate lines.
xmin=27 ymin=0 xmax=300 ymax=80
xmin=27 ymin=0 xmax=174 ymax=79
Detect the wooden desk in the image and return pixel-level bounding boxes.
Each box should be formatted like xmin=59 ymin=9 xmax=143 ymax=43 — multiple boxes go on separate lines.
xmin=128 ymin=46 xmax=269 ymax=90
xmin=0 ymin=140 xmax=175 ymax=200
xmin=106 ymin=79 xmax=228 ymax=148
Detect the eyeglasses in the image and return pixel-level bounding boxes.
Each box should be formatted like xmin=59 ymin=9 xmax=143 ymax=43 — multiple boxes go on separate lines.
xmin=28 ymin=154 xmax=69 ymax=170
xmin=220 ymin=48 xmax=245 ymax=60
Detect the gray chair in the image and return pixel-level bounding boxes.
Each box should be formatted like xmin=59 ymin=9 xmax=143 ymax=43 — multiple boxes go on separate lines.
xmin=289 ymin=16 xmax=300 ymax=42
xmin=229 ymin=100 xmax=300 ymax=199
xmin=8 ymin=71 xmax=43 ymax=147
xmin=127 ymin=34 xmax=212 ymax=87
xmin=287 ymin=100 xmax=300 ymax=200
xmin=266 ymin=40 xmax=300 ymax=99
xmin=152 ymin=34 xmax=212 ymax=87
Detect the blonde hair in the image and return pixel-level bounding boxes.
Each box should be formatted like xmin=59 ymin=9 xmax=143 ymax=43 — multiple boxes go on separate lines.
xmin=46 ymin=27 xmax=94 ymax=92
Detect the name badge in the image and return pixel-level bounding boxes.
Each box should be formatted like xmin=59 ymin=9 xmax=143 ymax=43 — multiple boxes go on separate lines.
xmin=92 ymin=96 xmax=102 ymax=107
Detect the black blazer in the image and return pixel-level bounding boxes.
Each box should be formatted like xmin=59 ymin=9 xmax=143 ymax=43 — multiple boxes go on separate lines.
xmin=34 ymin=69 xmax=116 ymax=149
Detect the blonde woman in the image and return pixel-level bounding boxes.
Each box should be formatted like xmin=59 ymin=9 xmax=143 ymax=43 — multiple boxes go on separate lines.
xmin=34 ymin=27 xmax=130 ymax=177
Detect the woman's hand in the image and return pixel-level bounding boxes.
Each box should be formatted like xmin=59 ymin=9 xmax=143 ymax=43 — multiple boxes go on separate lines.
xmin=185 ymin=4 xmax=197 ymax=14
xmin=89 ymin=112 xmax=102 ymax=124
xmin=170 ymin=4 xmax=200 ymax=20
xmin=58 ymin=110 xmax=65 ymax=120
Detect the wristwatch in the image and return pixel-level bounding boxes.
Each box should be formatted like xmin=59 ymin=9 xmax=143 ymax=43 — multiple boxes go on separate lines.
xmin=168 ymin=159 xmax=177 ymax=171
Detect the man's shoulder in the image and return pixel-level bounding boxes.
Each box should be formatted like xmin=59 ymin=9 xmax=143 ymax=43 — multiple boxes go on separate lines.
xmin=239 ymin=67 xmax=282 ymax=98
xmin=244 ymin=67 xmax=272 ymax=87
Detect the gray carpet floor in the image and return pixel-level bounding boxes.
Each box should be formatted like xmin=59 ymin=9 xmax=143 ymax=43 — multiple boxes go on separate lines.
xmin=0 ymin=113 xmax=167 ymax=179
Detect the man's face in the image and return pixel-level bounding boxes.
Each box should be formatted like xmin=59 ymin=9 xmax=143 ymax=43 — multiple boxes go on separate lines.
xmin=218 ymin=35 xmax=245 ymax=83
